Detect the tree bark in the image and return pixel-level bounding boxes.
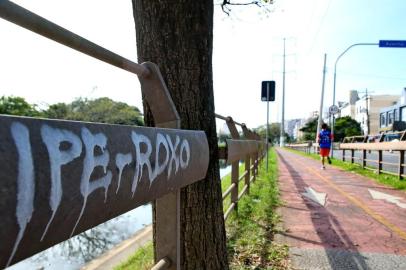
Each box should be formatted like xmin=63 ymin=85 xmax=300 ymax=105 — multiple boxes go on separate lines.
xmin=132 ymin=1 xmax=229 ymax=269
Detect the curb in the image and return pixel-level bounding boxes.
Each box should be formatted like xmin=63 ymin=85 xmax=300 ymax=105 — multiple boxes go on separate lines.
xmin=81 ymin=225 xmax=153 ymax=270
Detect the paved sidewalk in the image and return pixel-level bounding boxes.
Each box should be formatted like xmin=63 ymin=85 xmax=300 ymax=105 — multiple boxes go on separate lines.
xmin=275 ymin=148 xmax=406 ymax=270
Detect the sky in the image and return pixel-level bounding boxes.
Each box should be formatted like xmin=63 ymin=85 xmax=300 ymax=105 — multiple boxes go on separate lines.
xmin=1 ymin=0 xmax=406 ymax=132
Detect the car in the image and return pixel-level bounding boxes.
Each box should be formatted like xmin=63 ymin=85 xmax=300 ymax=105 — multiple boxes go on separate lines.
xmin=383 ymin=133 xmax=400 ymax=142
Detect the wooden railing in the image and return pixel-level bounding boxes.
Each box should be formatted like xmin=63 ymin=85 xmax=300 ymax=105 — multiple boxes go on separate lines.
xmin=286 ymin=139 xmax=406 ymax=180
xmin=215 ymin=115 xmax=265 ymax=220
xmin=340 ymin=141 xmax=406 ymax=179
xmin=285 ymin=142 xmax=313 ymax=154
xmin=0 ymin=2 xmax=267 ymax=269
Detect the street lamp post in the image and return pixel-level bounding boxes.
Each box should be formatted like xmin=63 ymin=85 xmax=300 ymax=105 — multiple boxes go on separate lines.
xmin=331 ymin=42 xmax=378 ymax=157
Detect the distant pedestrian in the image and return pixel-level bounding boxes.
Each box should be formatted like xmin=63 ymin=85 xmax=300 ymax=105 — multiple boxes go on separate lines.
xmin=318 ymin=123 xmax=333 ymax=169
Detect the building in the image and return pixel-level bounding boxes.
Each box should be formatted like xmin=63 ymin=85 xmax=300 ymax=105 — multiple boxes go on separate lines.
xmin=379 ymin=88 xmax=406 ymax=132
xmin=285 ymin=119 xmax=301 ymax=139
xmin=339 ymin=90 xmax=359 ymax=118
xmin=355 ymin=94 xmax=399 ymax=135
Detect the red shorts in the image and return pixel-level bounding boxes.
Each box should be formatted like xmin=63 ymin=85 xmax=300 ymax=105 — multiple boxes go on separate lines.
xmin=320 ymin=148 xmax=330 ymax=157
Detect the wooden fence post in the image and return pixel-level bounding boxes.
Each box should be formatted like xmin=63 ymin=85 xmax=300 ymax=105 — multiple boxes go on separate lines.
xmin=226 ymin=117 xmax=240 ymax=215
xmin=399 ymin=150 xmax=404 ymax=180
xmin=362 ymin=150 xmax=366 ymax=169
xmin=351 ymin=149 xmax=355 ymax=164
xmin=231 ymin=161 xmax=239 ymax=213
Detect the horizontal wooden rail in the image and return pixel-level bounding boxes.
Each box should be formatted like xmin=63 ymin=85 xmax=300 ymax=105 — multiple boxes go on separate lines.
xmin=224 ymin=203 xmax=236 ymax=220
xmin=364 ymin=159 xmax=379 ymax=163
xmin=239 ymin=171 xmax=248 ymax=182
xmin=340 ymin=142 xmax=406 ymax=151
xmin=222 ymin=183 xmax=236 ymax=200
xmin=238 ymin=185 xmax=249 ymax=201
xmin=380 ymin=161 xmax=398 ymax=166
xmin=250 ymin=176 xmax=255 ymax=183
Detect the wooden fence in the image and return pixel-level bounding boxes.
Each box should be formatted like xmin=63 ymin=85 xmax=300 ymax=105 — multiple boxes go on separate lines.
xmin=215 ymin=115 xmax=265 ymax=220
xmin=0 ymin=2 xmax=265 ymax=269
xmin=286 ymin=139 xmax=406 ymax=180
xmin=340 ymin=141 xmax=406 ymax=179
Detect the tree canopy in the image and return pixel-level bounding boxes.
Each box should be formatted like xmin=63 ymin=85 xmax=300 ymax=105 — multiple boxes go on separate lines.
xmin=44 ymin=97 xmax=144 ymax=126
xmin=255 ymin=122 xmax=291 ymax=143
xmin=0 ymin=96 xmax=41 ymax=117
xmin=0 ymin=96 xmax=144 ymax=126
xmin=299 ymin=117 xmax=318 ymax=141
xmin=334 ymin=116 xmax=362 ymax=142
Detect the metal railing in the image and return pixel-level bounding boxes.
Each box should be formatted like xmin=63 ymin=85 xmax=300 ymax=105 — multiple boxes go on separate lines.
xmin=0 ymin=2 xmax=268 ymax=269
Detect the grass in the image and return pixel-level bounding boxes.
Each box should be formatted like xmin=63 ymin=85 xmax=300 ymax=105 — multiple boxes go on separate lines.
xmin=225 ymin=149 xmax=290 ymax=270
xmin=285 ymin=147 xmax=406 ymax=191
xmin=114 ymin=150 xmax=289 ymax=269
xmin=222 ymin=163 xmax=247 ymax=212
xmin=114 ymin=242 xmax=153 ymax=270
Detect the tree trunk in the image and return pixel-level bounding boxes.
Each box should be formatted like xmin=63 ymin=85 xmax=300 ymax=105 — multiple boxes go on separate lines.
xmin=132 ymin=1 xmax=229 ymax=269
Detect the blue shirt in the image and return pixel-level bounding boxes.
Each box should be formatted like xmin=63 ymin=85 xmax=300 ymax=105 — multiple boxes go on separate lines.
xmin=318 ymin=130 xmax=332 ymax=148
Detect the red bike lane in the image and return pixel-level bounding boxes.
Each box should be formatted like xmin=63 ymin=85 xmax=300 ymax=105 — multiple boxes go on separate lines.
xmin=275 ymin=148 xmax=406 ymax=269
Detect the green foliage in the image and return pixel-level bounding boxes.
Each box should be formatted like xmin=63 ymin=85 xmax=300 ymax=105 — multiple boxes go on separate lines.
xmin=299 ymin=117 xmax=318 ymax=141
xmin=256 ymin=123 xmax=291 ymax=144
xmin=0 ymin=95 xmax=144 ymax=126
xmin=334 ymin=116 xmax=362 ymax=142
xmin=43 ymin=97 xmax=144 ymax=126
xmin=0 ymin=96 xmax=41 ymax=117
xmin=113 ymin=242 xmax=153 ymax=270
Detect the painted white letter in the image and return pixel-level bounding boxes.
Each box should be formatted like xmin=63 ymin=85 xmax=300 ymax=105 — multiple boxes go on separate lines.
xmin=179 ymin=139 xmax=190 ymax=169
xmin=152 ymin=133 xmax=169 ymax=183
xmin=71 ymin=128 xmax=112 ymax=236
xmin=40 ymin=124 xmax=82 ymax=241
xmin=115 ymin=153 xmax=132 ymax=193
xmin=131 ymin=132 xmax=152 ymax=196
xmin=7 ymin=122 xmax=35 ymax=266
xmin=166 ymin=135 xmax=180 ymax=179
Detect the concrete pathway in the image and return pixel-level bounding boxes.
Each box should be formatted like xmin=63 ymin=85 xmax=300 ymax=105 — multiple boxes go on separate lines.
xmin=275 ymin=148 xmax=406 ymax=270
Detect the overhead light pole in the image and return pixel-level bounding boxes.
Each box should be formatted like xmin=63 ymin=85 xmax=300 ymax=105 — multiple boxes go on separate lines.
xmin=332 ymin=40 xmax=406 ymax=155
xmin=280 ymin=38 xmax=286 ymax=147
xmin=331 ymin=42 xmax=378 ymax=157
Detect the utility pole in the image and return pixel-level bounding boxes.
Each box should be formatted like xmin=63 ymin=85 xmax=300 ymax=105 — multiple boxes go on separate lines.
xmin=280 ymin=37 xmax=286 ymax=147
xmin=316 ymin=54 xmax=327 ymax=140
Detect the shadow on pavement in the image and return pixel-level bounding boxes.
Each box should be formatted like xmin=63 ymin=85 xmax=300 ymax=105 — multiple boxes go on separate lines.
xmin=278 ymin=152 xmax=370 ymax=270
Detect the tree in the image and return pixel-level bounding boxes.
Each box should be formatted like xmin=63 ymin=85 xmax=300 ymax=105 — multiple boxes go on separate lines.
xmin=334 ymin=116 xmax=362 ymax=142
xmin=299 ymin=117 xmax=318 ymax=141
xmin=255 ymin=122 xmax=289 ymax=144
xmin=132 ymin=1 xmax=229 ymax=268
xmin=0 ymin=96 xmax=41 ymax=117
xmin=43 ymin=97 xmax=144 ymax=126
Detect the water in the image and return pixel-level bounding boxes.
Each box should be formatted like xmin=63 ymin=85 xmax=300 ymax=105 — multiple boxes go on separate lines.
xmin=8 ymin=166 xmax=231 ymax=270
xmin=220 ymin=165 xmax=232 ymax=178
xmin=7 ymin=205 xmax=152 ymax=270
